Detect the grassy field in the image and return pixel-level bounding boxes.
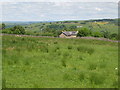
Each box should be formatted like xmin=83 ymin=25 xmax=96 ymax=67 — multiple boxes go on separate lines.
xmin=2 ymin=35 xmax=118 ymax=88
xmin=23 ymin=19 xmax=118 ymax=34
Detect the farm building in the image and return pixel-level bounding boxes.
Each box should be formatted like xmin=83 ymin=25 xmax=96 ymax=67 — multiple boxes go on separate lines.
xmin=59 ymin=31 xmax=78 ymax=38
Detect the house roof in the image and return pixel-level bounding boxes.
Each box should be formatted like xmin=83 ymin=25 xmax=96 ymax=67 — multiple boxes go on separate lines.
xmin=62 ymin=31 xmax=78 ymax=36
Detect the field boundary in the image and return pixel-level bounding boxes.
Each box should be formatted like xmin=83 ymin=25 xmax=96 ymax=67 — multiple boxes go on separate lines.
xmin=1 ymin=34 xmax=119 ymax=43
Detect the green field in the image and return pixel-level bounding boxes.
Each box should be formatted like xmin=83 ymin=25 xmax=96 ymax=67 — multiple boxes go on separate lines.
xmin=23 ymin=19 xmax=118 ymax=34
xmin=2 ymin=35 xmax=118 ymax=88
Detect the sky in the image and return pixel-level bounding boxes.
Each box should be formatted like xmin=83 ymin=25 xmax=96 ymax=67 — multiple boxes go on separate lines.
xmin=1 ymin=2 xmax=118 ymax=21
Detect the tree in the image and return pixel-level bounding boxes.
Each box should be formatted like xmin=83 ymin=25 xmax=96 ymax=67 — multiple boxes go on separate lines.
xmin=77 ymin=28 xmax=91 ymax=37
xmin=101 ymin=30 xmax=110 ymax=38
xmin=11 ymin=25 xmax=25 ymax=34
xmin=2 ymin=23 xmax=6 ymax=29
xmin=69 ymin=25 xmax=77 ymax=30
xmin=93 ymin=31 xmax=103 ymax=37
xmin=109 ymin=33 xmax=118 ymax=40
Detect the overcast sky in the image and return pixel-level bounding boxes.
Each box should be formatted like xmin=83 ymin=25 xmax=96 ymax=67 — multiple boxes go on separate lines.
xmin=1 ymin=2 xmax=118 ymax=21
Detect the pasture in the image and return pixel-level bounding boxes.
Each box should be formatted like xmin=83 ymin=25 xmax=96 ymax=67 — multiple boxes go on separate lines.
xmin=2 ymin=35 xmax=118 ymax=88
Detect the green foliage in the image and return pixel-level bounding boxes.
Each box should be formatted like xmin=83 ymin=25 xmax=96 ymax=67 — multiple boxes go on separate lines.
xmin=69 ymin=25 xmax=77 ymax=30
xmin=11 ymin=25 xmax=25 ymax=34
xmin=3 ymin=19 xmax=118 ymax=40
xmin=77 ymin=28 xmax=91 ymax=37
xmin=109 ymin=33 xmax=118 ymax=40
xmin=2 ymin=25 xmax=25 ymax=34
xmin=2 ymin=23 xmax=6 ymax=29
xmin=101 ymin=30 xmax=110 ymax=38
xmin=92 ymin=31 xmax=103 ymax=37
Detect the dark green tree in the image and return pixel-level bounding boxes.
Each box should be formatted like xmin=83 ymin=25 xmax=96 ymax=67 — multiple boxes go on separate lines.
xmin=2 ymin=23 xmax=6 ymax=29
xmin=77 ymin=28 xmax=91 ymax=37
xmin=101 ymin=30 xmax=110 ymax=38
xmin=93 ymin=31 xmax=103 ymax=37
xmin=11 ymin=25 xmax=25 ymax=34
xmin=109 ymin=33 xmax=118 ymax=40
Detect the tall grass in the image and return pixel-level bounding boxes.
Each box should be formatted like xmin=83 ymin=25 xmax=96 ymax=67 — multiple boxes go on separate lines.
xmin=2 ymin=35 xmax=118 ymax=88
xmin=77 ymin=46 xmax=94 ymax=55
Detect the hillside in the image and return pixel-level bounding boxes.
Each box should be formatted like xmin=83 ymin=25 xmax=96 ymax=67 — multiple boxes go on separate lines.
xmin=23 ymin=19 xmax=118 ymax=34
xmin=1 ymin=18 xmax=119 ymax=40
xmin=2 ymin=35 xmax=118 ymax=88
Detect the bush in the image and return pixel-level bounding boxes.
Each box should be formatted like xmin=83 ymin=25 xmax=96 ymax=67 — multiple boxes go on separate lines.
xmin=92 ymin=31 xmax=103 ymax=37
xmin=101 ymin=30 xmax=110 ymax=38
xmin=11 ymin=25 xmax=25 ymax=34
xmin=77 ymin=28 xmax=91 ymax=37
xmin=109 ymin=33 xmax=118 ymax=40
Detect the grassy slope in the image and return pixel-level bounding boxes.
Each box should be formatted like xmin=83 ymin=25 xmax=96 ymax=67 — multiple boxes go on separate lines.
xmin=24 ymin=19 xmax=118 ymax=34
xmin=2 ymin=35 xmax=118 ymax=88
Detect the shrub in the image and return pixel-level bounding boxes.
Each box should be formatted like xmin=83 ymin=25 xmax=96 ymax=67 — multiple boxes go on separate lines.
xmin=92 ymin=31 xmax=103 ymax=37
xmin=77 ymin=28 xmax=91 ymax=37
xmin=101 ymin=30 xmax=110 ymax=38
xmin=109 ymin=33 xmax=118 ymax=40
xmin=11 ymin=25 xmax=25 ymax=34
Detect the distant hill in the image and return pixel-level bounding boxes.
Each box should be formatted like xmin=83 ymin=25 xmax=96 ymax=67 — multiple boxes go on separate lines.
xmin=23 ymin=18 xmax=118 ymax=34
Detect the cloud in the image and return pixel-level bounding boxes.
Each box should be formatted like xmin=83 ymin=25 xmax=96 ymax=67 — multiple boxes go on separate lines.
xmin=2 ymin=2 xmax=118 ymax=21
xmin=95 ymin=7 xmax=102 ymax=11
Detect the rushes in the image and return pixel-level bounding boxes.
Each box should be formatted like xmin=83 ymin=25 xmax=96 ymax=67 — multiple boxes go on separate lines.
xmin=68 ymin=46 xmax=73 ymax=50
xmin=2 ymin=35 xmax=118 ymax=88
xmin=61 ymin=59 xmax=66 ymax=67
xmin=89 ymin=72 xmax=106 ymax=85
xmin=77 ymin=46 xmax=94 ymax=55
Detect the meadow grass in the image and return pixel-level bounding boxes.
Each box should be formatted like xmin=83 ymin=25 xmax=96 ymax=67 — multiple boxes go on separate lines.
xmin=2 ymin=35 xmax=118 ymax=88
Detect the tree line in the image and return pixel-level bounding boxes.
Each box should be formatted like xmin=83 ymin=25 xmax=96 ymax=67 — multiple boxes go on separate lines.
xmin=1 ymin=23 xmax=118 ymax=40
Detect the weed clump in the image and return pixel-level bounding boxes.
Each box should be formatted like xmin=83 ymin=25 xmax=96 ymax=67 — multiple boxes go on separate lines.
xmin=11 ymin=40 xmax=17 ymax=43
xmin=68 ymin=46 xmax=73 ymax=50
xmin=88 ymin=62 xmax=97 ymax=70
xmin=61 ymin=59 xmax=66 ymax=67
xmin=78 ymin=71 xmax=85 ymax=81
xmin=89 ymin=72 xmax=106 ymax=85
xmin=63 ymin=73 xmax=71 ymax=81
xmin=53 ymin=46 xmax=60 ymax=52
xmin=40 ymin=46 xmax=49 ymax=53
xmin=77 ymin=46 xmax=94 ymax=55
xmin=54 ymin=41 xmax=58 ymax=44
xmin=21 ymin=37 xmax=25 ymax=41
